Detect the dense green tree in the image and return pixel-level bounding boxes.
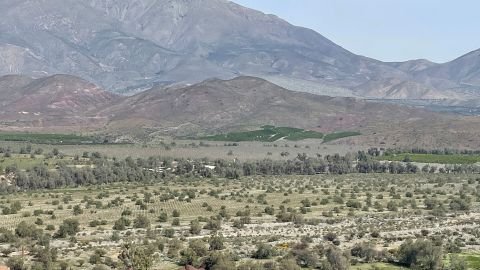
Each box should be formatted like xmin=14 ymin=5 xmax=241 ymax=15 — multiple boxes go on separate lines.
xmin=397 ymin=239 xmax=443 ymax=270
xmin=55 ymin=219 xmax=79 ymax=238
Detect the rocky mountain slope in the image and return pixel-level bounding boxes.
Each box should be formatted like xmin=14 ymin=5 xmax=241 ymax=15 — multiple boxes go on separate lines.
xmin=418 ymin=49 xmax=480 ymax=87
xmin=1 ymin=0 xmax=479 ymax=103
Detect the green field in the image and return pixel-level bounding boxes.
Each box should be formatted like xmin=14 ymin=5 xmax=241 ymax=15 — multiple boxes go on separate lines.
xmin=352 ymin=262 xmax=408 ymax=270
xmin=378 ymin=153 xmax=480 ymax=164
xmin=0 ymin=133 xmax=97 ymax=145
xmin=463 ymin=254 xmax=480 ymax=269
xmin=201 ymin=126 xmax=324 ymax=142
xmin=322 ymin=131 xmax=361 ymax=143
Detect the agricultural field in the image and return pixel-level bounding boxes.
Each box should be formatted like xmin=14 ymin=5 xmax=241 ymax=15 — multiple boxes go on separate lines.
xmin=0 ymin=171 xmax=479 ymax=269
xmin=0 ymin=133 xmax=105 ymax=145
xmin=200 ymin=126 xmax=325 ymax=142
xmin=0 ymin=140 xmax=360 ymax=161
xmin=199 ymin=126 xmax=361 ymax=143
xmin=322 ymin=132 xmax=362 ymax=143
xmin=0 ymin=141 xmax=479 ymax=270
xmin=378 ymin=153 xmax=480 ymax=165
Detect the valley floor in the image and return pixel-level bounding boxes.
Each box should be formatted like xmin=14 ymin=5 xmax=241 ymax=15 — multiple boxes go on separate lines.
xmin=0 ymin=174 xmax=479 ymax=269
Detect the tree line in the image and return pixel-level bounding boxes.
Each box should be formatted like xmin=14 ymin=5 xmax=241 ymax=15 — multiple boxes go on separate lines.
xmin=1 ymin=150 xmax=480 ymax=192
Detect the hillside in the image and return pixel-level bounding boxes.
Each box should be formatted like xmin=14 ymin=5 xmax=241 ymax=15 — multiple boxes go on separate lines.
xmin=103 ymin=77 xmax=480 ymax=148
xmin=0 ymin=74 xmax=119 ymax=130
xmin=103 ymin=76 xmax=410 ymax=132
xmin=419 ymin=49 xmax=480 ymax=87
xmin=0 ymin=74 xmax=479 ymax=148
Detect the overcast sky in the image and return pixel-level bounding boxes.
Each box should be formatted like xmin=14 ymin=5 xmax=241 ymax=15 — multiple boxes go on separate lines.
xmin=233 ymin=0 xmax=480 ymax=63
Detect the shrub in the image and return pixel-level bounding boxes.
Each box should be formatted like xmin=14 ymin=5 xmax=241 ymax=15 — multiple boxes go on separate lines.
xmin=113 ymin=217 xmax=131 ymax=231
xmin=55 ymin=219 xmax=80 ymax=238
xmin=252 ymin=243 xmax=276 ymax=259
xmin=133 ymin=215 xmax=151 ymax=229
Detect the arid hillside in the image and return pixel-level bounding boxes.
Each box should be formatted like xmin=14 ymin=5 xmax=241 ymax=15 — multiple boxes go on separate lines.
xmin=1 ymin=75 xmax=479 ymax=148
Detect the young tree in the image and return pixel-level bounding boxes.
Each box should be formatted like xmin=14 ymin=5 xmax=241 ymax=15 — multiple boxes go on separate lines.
xmin=326 ymin=247 xmax=350 ymax=270
xmin=133 ymin=215 xmax=151 ymax=229
xmin=209 ymin=235 xmax=225 ymax=251
xmin=190 ymin=220 xmax=202 ymax=235
xmin=55 ymin=219 xmax=79 ymax=238
xmin=397 ymin=239 xmax=443 ymax=270
xmin=252 ymin=243 xmax=276 ymax=259
xmin=118 ymin=244 xmax=156 ymax=270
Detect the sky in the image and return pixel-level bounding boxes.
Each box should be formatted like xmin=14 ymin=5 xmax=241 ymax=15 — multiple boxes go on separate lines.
xmin=233 ymin=0 xmax=480 ymax=63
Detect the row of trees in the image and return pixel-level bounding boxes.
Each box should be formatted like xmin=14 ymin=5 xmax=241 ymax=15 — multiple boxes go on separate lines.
xmin=1 ymin=151 xmax=479 ymax=192
xmin=380 ymin=147 xmax=480 ymax=156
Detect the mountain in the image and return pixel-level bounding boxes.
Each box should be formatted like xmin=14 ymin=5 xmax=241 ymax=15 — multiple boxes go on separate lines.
xmin=0 ymin=74 xmax=479 ymax=148
xmin=0 ymin=0 xmax=405 ymax=94
xmin=0 ymin=74 xmax=119 ymax=130
xmin=103 ymin=76 xmax=419 ymax=132
xmin=353 ymin=77 xmax=463 ymax=100
xmin=0 ymin=0 xmax=479 ymax=103
xmin=102 ymin=76 xmax=480 ymax=148
xmin=387 ymin=59 xmax=438 ymax=73
xmin=419 ymin=49 xmax=480 ymax=87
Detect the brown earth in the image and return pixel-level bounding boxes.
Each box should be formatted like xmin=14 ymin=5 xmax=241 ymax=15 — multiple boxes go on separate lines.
xmin=1 ymin=74 xmax=480 ymax=149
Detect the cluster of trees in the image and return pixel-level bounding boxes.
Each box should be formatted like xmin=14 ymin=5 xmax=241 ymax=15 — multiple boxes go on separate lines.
xmin=381 ymin=147 xmax=480 ymax=156
xmin=1 ymin=216 xmax=471 ymax=270
xmin=2 ymin=149 xmax=480 ymax=193
xmin=172 ymin=236 xmax=468 ymax=270
xmin=172 ymin=234 xmax=352 ymax=270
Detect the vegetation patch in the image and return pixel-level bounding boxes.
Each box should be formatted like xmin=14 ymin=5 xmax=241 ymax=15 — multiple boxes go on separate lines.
xmin=378 ymin=153 xmax=480 ymax=164
xmin=0 ymin=133 xmax=103 ymax=145
xmin=351 ymin=262 xmax=408 ymax=269
xmin=0 ymin=144 xmax=479 ymax=270
xmin=322 ymin=131 xmax=361 ymax=143
xmin=463 ymin=254 xmax=480 ymax=269
xmin=200 ymin=126 xmax=323 ymax=142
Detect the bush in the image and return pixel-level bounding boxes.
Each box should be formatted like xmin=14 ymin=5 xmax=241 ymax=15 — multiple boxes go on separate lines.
xmin=252 ymin=243 xmax=276 ymax=259
xmin=346 ymin=200 xmax=362 ymax=209
xmin=7 ymin=256 xmax=27 ymax=270
xmin=15 ymin=221 xmax=40 ymax=238
xmin=113 ymin=217 xmax=131 ymax=230
xmin=172 ymin=218 xmax=180 ymax=226
xmin=190 ymin=220 xmax=202 ymax=235
xmin=158 ymin=212 xmax=168 ymax=222
xmin=55 ymin=219 xmax=79 ymax=238
xmin=397 ymin=239 xmax=443 ymax=270
xmin=325 ymin=247 xmax=349 ymax=270
xmin=163 ymin=228 xmax=175 ymax=238
xmin=209 ymin=235 xmax=225 ymax=251
xmin=133 ymin=215 xmax=151 ymax=229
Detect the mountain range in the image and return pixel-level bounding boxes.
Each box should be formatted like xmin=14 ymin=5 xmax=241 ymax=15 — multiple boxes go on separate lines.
xmin=0 ymin=0 xmax=479 ymax=103
xmin=1 ymin=74 xmax=479 ymax=149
